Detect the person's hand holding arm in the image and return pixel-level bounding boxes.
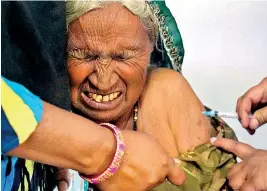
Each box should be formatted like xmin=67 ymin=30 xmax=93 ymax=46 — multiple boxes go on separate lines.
xmin=211 ymin=137 xmax=267 ymax=191
xmin=2 ymin=77 xmax=185 ymax=191
xmin=12 ymin=104 xmax=186 ymax=191
xmin=236 ymin=77 xmax=267 ymax=133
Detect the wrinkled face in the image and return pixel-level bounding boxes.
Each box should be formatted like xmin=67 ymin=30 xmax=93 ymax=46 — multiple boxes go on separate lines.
xmin=67 ymin=3 xmax=153 ymax=122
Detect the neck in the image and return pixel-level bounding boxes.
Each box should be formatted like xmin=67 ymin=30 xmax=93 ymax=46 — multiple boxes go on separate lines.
xmin=113 ymin=109 xmax=134 ymax=130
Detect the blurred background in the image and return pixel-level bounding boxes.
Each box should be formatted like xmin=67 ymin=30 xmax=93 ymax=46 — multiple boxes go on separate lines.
xmin=166 ymin=0 xmax=267 ymax=149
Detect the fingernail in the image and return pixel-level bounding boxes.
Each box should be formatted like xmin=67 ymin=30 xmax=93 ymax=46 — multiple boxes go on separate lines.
xmin=247 ymin=128 xmax=255 ymax=135
xmin=250 ymin=118 xmax=259 ymax=130
xmin=210 ymin=137 xmax=217 ymax=144
xmin=58 ymin=181 xmax=68 ymax=191
xmin=173 ymin=158 xmax=181 ymax=164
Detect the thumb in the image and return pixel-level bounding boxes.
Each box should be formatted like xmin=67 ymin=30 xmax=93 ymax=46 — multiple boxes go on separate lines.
xmin=166 ymin=157 xmax=186 ymax=185
xmin=250 ymin=106 xmax=267 ymax=130
xmin=210 ymin=137 xmax=255 ymax=160
xmin=56 ymin=168 xmax=73 ymax=191
xmin=58 ymin=181 xmax=69 ymax=191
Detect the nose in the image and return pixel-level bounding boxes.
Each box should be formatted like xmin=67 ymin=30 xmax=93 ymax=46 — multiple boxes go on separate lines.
xmin=88 ymin=58 xmax=119 ymax=92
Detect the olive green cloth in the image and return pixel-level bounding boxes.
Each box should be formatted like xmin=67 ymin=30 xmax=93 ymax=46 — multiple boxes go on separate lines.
xmin=152 ymin=115 xmax=237 ymax=191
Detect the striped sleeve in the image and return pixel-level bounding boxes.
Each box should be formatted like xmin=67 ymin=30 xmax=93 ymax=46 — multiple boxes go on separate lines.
xmin=1 ymin=76 xmax=44 ymax=154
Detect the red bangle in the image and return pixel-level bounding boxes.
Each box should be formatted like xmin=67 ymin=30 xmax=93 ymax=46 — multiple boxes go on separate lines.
xmin=79 ymin=123 xmax=125 ymax=184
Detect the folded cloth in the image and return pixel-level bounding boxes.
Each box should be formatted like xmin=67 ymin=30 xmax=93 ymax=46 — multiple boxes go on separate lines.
xmin=152 ymin=114 xmax=237 ymax=191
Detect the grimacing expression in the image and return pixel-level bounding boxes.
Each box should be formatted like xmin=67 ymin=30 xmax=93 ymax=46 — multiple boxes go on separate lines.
xmin=67 ymin=3 xmax=153 ymax=122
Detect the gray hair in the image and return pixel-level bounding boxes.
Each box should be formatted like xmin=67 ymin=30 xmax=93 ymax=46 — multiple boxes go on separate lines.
xmin=66 ymin=0 xmax=158 ymax=46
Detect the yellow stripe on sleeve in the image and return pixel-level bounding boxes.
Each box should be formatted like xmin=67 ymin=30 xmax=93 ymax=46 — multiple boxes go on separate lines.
xmin=1 ymin=79 xmax=38 ymax=144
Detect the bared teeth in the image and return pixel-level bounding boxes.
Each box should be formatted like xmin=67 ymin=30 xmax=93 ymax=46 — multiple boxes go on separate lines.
xmin=109 ymin=94 xmax=114 ymax=101
xmin=92 ymin=94 xmax=97 ymax=100
xmin=103 ymin=95 xmax=109 ymax=102
xmin=114 ymin=92 xmax=119 ymax=98
xmin=88 ymin=92 xmax=120 ymax=102
xmin=95 ymin=95 xmax=103 ymax=102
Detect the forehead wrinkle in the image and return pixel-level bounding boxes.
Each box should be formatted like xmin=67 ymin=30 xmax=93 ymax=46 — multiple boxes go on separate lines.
xmin=78 ymin=16 xmax=98 ymax=52
xmin=68 ymin=21 xmax=88 ymax=50
xmin=72 ymin=3 xmax=150 ymax=55
xmin=77 ymin=10 xmax=116 ymax=55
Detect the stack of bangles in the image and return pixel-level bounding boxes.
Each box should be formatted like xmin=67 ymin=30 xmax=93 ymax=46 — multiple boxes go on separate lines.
xmin=79 ymin=123 xmax=125 ymax=184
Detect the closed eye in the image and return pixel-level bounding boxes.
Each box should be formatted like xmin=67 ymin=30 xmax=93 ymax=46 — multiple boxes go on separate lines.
xmin=84 ymin=54 xmax=98 ymax=61
xmin=112 ymin=54 xmax=125 ymax=61
xmin=68 ymin=49 xmax=98 ymax=61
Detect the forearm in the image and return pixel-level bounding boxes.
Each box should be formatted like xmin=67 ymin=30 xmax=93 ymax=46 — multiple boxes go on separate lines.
xmin=8 ymin=101 xmax=116 ymax=175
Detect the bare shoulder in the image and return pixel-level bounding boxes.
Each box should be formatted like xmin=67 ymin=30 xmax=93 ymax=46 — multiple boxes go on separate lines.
xmin=146 ymin=67 xmax=185 ymax=84
xmin=139 ymin=68 xmax=186 ymax=116
xmin=139 ymin=68 xmax=193 ymax=115
xmin=144 ymin=68 xmax=192 ymax=98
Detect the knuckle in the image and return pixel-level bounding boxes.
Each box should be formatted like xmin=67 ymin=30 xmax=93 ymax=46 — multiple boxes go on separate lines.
xmin=232 ymin=141 xmax=239 ymax=153
xmin=147 ymin=177 xmax=156 ymax=187
xmin=162 ymin=157 xmax=170 ymax=168
xmin=147 ymin=174 xmax=165 ymax=188
xmin=228 ymin=180 xmax=241 ymax=190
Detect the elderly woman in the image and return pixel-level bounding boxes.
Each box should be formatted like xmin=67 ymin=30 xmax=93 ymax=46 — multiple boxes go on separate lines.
xmin=66 ymin=1 xmax=236 ymax=191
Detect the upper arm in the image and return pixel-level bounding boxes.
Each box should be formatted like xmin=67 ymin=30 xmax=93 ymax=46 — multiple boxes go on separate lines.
xmin=151 ymin=69 xmax=212 ymax=153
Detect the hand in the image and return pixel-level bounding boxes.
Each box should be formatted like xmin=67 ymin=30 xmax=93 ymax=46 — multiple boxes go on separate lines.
xmin=211 ymin=137 xmax=267 ymax=191
xmin=98 ymin=131 xmax=186 ymax=191
xmin=236 ymin=77 xmax=267 ymax=134
xmin=56 ymin=168 xmax=73 ymax=191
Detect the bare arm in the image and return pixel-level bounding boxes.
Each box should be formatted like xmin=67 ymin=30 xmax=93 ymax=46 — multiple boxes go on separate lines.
xmin=8 ymin=101 xmax=116 ymax=176
xmin=167 ymin=70 xmax=211 ymax=152
xmin=9 ymin=101 xmax=186 ymax=190
xmin=146 ymin=68 xmax=211 ymax=153
xmin=3 ymin=76 xmax=186 ymax=190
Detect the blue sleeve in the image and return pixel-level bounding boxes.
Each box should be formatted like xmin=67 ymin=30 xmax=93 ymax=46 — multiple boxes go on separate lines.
xmin=1 ymin=76 xmax=44 ymax=154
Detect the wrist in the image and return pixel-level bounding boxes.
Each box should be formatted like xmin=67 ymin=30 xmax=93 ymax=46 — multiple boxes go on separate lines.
xmin=80 ymin=123 xmax=125 ymax=184
xmin=83 ymin=126 xmax=116 ymax=175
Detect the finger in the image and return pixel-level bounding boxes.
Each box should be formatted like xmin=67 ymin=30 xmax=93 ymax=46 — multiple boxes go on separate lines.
xmin=240 ymin=180 xmax=257 ymax=191
xmin=166 ymin=157 xmax=186 ymax=185
xmin=210 ymin=137 xmax=255 ymax=159
xmin=237 ymin=95 xmax=253 ymax=129
xmin=237 ymin=97 xmax=255 ymax=135
xmin=236 ymin=97 xmax=241 ymax=113
xmin=56 ymin=168 xmax=73 ymax=191
xmin=250 ymin=106 xmax=267 ymax=129
xmin=236 ymin=98 xmax=255 ymax=135
xmin=227 ymin=164 xmax=246 ymax=190
xmin=58 ymin=181 xmax=69 ymax=191
xmin=238 ymin=84 xmax=266 ymax=128
xmin=228 ymin=173 xmax=247 ymax=190
xmin=246 ymin=128 xmax=256 ymax=135
xmin=228 ymin=161 xmax=243 ymax=178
